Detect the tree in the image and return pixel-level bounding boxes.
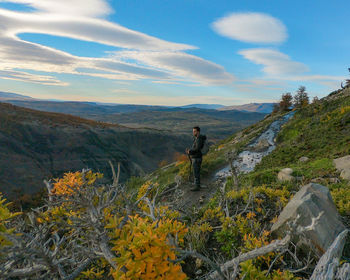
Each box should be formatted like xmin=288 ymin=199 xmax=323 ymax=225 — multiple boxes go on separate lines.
xmin=279 ymin=92 xmax=293 ymax=111
xmin=345 ymin=68 xmax=350 ymax=87
xmin=312 ymin=96 xmax=319 ymax=104
xmin=272 ymin=103 xmax=280 ymax=114
xmin=293 ymin=86 xmax=309 ymax=108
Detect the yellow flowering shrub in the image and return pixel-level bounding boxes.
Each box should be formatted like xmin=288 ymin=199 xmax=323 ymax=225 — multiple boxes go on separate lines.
xmin=51 ymin=170 xmax=103 ymax=195
xmin=240 ymin=260 xmax=300 ymax=280
xmin=0 ymin=194 xmax=21 ymax=248
xmin=106 ymin=215 xmax=188 ymax=280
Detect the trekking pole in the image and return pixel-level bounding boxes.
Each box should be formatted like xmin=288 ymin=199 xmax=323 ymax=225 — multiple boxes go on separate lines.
xmin=188 ymin=154 xmax=193 ymax=182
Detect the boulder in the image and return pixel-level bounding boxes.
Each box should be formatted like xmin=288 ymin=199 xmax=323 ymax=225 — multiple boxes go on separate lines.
xmin=299 ymin=156 xmax=309 ymax=162
xmin=311 ymin=177 xmax=325 ymax=184
xmin=329 ymin=177 xmax=340 ymax=184
xmin=277 ymin=168 xmax=295 ymax=182
xmin=333 ymin=155 xmax=350 ymax=180
xmin=253 ymin=139 xmax=271 ymax=151
xmin=271 ymin=183 xmax=346 ymax=256
xmin=340 ymin=169 xmax=350 ymax=180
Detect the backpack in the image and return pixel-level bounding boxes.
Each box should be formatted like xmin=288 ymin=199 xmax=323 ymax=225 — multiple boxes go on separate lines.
xmin=201 ymin=136 xmax=209 ymax=155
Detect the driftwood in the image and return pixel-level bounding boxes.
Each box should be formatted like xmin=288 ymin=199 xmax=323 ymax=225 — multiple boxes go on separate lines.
xmin=206 ymin=234 xmax=291 ymax=279
xmin=310 ymin=229 xmax=349 ymax=280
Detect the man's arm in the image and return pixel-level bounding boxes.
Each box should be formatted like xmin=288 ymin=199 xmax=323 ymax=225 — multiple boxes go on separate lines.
xmin=188 ymin=137 xmax=203 ymax=155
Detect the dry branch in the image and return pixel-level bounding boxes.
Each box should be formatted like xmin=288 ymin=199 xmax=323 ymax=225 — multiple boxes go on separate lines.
xmin=206 ymin=234 xmax=291 ymax=279
xmin=310 ymin=229 xmax=349 ymax=280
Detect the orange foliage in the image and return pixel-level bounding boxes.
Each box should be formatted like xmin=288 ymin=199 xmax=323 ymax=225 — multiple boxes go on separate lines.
xmin=51 ymin=170 xmax=103 ymax=196
xmin=106 ymin=215 xmax=188 ymax=280
xmin=158 ymin=160 xmax=169 ymax=168
xmin=173 ymin=152 xmax=188 ymax=163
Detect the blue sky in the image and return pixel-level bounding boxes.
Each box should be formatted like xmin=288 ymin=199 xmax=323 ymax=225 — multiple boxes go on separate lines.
xmin=0 ymin=0 xmax=349 ymax=105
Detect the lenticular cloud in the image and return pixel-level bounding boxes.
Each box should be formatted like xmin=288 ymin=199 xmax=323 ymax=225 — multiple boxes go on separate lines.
xmin=212 ymin=12 xmax=287 ymax=44
xmin=0 ymin=0 xmax=111 ymax=17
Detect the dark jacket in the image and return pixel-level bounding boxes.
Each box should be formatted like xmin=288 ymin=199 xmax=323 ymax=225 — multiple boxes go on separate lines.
xmin=189 ymin=134 xmax=206 ymax=158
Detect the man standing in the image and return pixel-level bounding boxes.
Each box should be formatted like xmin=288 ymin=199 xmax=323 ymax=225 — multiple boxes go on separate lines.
xmin=186 ymin=126 xmax=206 ymax=191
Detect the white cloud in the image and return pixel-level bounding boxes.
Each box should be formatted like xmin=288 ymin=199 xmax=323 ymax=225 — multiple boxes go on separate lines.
xmin=212 ymin=12 xmax=287 ymax=43
xmin=0 ymin=69 xmax=69 ymax=85
xmin=112 ymin=51 xmax=235 ymax=85
xmin=238 ymin=48 xmax=309 ymax=76
xmin=0 ymin=9 xmax=195 ymax=51
xmin=111 ymin=88 xmax=140 ymax=95
xmin=0 ymin=5 xmax=234 ymax=87
xmin=0 ymin=0 xmax=112 ymax=17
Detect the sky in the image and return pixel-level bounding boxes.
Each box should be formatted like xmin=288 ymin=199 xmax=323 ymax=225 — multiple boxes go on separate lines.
xmin=0 ymin=0 xmax=349 ymax=106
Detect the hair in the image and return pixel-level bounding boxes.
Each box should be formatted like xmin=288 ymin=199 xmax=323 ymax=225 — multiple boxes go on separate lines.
xmin=193 ymin=126 xmax=200 ymax=132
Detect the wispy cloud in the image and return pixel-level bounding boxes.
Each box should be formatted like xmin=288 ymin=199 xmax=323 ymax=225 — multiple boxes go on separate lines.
xmin=212 ymin=12 xmax=287 ymax=43
xmin=112 ymin=51 xmax=235 ymax=85
xmin=0 ymin=0 xmax=112 ymax=17
xmin=0 ymin=2 xmax=234 ymax=87
xmin=238 ymin=48 xmax=309 ymax=76
xmin=0 ymin=69 xmax=69 ymax=85
xmin=111 ymin=88 xmax=140 ymax=95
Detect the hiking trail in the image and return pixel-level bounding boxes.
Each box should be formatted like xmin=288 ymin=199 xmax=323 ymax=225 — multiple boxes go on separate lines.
xmin=160 ymin=112 xmax=295 ymax=214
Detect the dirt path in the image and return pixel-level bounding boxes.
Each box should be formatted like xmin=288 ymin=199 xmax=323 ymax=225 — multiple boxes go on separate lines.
xmin=163 ymin=112 xmax=294 ymax=214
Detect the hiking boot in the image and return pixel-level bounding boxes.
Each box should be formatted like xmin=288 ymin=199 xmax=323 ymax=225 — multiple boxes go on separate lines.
xmin=190 ymin=186 xmax=201 ymax=191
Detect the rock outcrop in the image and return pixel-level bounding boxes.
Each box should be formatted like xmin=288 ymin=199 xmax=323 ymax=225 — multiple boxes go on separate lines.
xmin=277 ymin=168 xmax=295 ymax=182
xmin=299 ymin=156 xmax=309 ymax=162
xmin=334 ymin=155 xmax=350 ymax=180
xmin=253 ymin=138 xmax=271 ymax=151
xmin=271 ymin=183 xmax=346 ymax=256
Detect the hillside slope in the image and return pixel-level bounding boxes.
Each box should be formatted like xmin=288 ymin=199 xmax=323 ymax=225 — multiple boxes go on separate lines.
xmin=0 ymin=102 xmax=192 ymax=198
xmin=2 ymin=88 xmax=350 ymax=279
xmin=4 ymin=99 xmax=266 ymax=141
xmin=126 ymin=87 xmax=350 ymax=278
xmin=219 ymin=102 xmax=275 ymax=113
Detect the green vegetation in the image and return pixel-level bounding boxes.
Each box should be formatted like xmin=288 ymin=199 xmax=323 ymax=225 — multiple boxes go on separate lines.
xmin=3 ymin=87 xmax=350 ymax=279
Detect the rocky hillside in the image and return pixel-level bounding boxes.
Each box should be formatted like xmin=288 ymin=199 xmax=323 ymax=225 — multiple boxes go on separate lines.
xmin=0 ymin=102 xmax=192 ymax=199
xmin=1 ymin=87 xmax=350 ymax=279
xmin=124 ymin=86 xmax=350 ymax=278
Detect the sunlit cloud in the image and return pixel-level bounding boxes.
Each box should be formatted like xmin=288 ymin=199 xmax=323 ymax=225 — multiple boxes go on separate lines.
xmin=0 ymin=0 xmax=112 ymax=17
xmin=238 ymin=48 xmax=309 ymax=76
xmin=212 ymin=12 xmax=287 ymax=43
xmin=0 ymin=69 xmax=69 ymax=85
xmin=112 ymin=51 xmax=235 ymax=85
xmin=0 ymin=4 xmax=235 ymax=87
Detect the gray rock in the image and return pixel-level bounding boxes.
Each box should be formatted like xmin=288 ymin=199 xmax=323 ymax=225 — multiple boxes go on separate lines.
xmin=334 ymin=155 xmax=350 ymax=180
xmin=329 ymin=177 xmax=340 ymax=184
xmin=299 ymin=156 xmax=309 ymax=162
xmin=253 ymin=138 xmax=271 ymax=151
xmin=271 ymin=183 xmax=346 ymax=256
xmin=311 ymin=177 xmax=325 ymax=183
xmin=340 ymin=169 xmax=350 ymax=180
xmin=277 ymin=168 xmax=295 ymax=182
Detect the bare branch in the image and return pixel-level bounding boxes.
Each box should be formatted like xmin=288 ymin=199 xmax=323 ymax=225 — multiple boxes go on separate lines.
xmin=206 ymin=234 xmax=291 ymax=279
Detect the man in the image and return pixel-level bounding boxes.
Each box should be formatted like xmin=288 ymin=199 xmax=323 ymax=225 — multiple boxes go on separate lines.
xmin=186 ymin=126 xmax=206 ymax=191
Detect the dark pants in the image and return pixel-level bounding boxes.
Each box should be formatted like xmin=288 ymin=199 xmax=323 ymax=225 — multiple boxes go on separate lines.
xmin=191 ymin=158 xmax=202 ymax=187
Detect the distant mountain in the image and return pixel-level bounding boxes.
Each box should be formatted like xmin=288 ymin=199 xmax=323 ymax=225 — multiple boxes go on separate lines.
xmin=96 ymin=108 xmax=266 ymax=141
xmin=0 ymin=102 xmax=192 ymax=199
xmin=219 ymin=103 xmax=276 ymax=113
xmin=2 ymin=98 xmax=266 ymax=141
xmin=0 ymin=91 xmax=34 ymax=101
xmin=178 ymin=104 xmax=224 ymax=109
xmin=4 ymin=100 xmax=172 ymax=115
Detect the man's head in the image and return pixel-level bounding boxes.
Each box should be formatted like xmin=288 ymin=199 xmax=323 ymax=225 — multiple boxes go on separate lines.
xmin=193 ymin=126 xmax=200 ymax=137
